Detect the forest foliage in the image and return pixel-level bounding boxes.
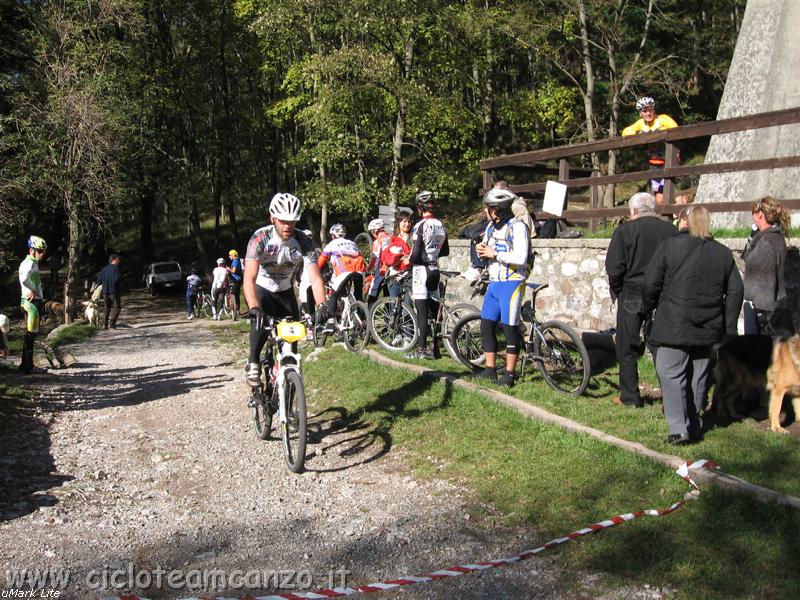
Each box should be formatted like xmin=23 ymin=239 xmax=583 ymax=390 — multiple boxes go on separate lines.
xmin=1 ymin=0 xmax=744 ymax=290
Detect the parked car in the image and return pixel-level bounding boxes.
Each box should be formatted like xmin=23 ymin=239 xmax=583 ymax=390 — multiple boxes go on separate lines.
xmin=143 ymin=261 xmax=182 ymax=295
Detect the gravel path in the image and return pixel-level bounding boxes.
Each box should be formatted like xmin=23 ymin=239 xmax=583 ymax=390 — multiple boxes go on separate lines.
xmin=0 ymin=291 xmax=661 ymax=600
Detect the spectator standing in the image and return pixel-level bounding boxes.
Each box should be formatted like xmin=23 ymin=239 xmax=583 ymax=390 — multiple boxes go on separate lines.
xmin=226 ymin=249 xmax=243 ymax=320
xmin=643 ymin=206 xmax=743 ymax=444
xmin=96 ymin=254 xmax=123 ymax=330
xmin=210 ymin=258 xmax=229 ymax=320
xmin=605 ymin=192 xmax=677 ymax=407
xmin=18 ymin=235 xmax=47 ymax=373
xmin=742 ymin=196 xmax=789 ymax=335
xmin=185 ymin=269 xmax=202 ymax=319
xmin=621 ymin=96 xmax=679 ymax=207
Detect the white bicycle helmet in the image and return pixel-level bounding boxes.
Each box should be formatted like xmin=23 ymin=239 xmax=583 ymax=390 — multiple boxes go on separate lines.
xmin=367 ymin=218 xmax=385 ymax=232
xmin=269 ymin=192 xmax=302 ymax=221
xmin=635 ymin=96 xmax=655 ymax=111
xmin=216 ymin=258 xmax=225 ymax=265
xmin=483 ymin=188 xmax=517 ymax=209
xmin=329 ymin=223 xmax=346 ymax=238
xmin=415 ymin=190 xmax=435 ymax=211
xmin=27 ymin=235 xmax=47 ymax=251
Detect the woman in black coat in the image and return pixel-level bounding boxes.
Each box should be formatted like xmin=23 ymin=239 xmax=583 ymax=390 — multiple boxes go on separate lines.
xmin=642 ymin=206 xmax=743 ymax=445
xmin=742 ymin=196 xmax=789 ymax=334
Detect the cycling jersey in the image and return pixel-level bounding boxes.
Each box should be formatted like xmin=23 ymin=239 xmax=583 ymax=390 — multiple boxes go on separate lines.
xmin=19 ymin=255 xmax=43 ymax=300
xmin=367 ymin=231 xmax=392 ymax=277
xmin=211 ymin=266 xmax=228 ymax=291
xmin=318 ymin=238 xmax=366 ymax=276
xmin=246 ymin=225 xmax=317 ymax=293
xmin=410 ymin=216 xmax=448 ymax=267
xmin=229 ymin=257 xmax=243 ymax=282
xmin=186 ymin=273 xmax=201 ymax=290
xmin=621 ymin=114 xmax=679 ymax=165
xmin=483 ymin=218 xmax=530 ymax=282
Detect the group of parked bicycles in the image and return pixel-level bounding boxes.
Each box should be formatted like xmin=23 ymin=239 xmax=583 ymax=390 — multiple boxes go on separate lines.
xmin=245 ymin=266 xmax=591 ymax=474
xmin=191 ymin=286 xmax=239 ymax=320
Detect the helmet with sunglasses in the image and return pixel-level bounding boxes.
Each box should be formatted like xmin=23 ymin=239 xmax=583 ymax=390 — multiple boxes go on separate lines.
xmin=27 ymin=235 xmax=47 ymax=251
xmin=329 ymin=223 xmax=346 ymax=238
xmin=482 ymin=188 xmax=517 ymax=210
xmin=635 ymin=96 xmax=655 ymax=111
xmin=415 ymin=190 xmax=435 ymax=211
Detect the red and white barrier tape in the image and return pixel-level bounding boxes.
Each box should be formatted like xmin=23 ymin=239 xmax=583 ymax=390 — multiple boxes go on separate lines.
xmin=105 ymin=460 xmax=718 ymax=600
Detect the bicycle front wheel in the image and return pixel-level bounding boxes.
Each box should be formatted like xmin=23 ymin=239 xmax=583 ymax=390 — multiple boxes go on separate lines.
xmin=281 ymin=369 xmax=307 ymax=473
xmin=342 ymin=300 xmax=370 ymax=352
xmin=534 ymin=320 xmax=591 ymax=395
xmin=449 ymin=313 xmax=485 ymax=371
xmin=369 ymin=297 xmax=417 ymax=352
xmin=200 ymin=296 xmax=213 ymax=319
xmin=442 ymin=303 xmax=480 ymax=362
xmin=250 ymin=387 xmax=272 ymax=440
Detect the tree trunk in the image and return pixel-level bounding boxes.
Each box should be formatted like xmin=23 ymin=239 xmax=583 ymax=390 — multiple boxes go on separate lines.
xmin=63 ymin=190 xmax=82 ymax=324
xmin=389 ymin=34 xmax=415 ymax=207
xmin=319 ymin=162 xmax=328 ymax=245
xmin=578 ymin=0 xmax=603 ymax=202
xmin=140 ymin=186 xmax=155 ymax=263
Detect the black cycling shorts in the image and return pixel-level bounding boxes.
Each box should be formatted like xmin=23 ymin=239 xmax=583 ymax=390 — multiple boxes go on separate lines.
xmin=257 ymin=286 xmax=299 ymax=321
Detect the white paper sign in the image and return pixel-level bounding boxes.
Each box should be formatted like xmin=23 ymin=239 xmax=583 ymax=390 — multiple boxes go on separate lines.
xmin=542 ymin=180 xmax=567 ymax=217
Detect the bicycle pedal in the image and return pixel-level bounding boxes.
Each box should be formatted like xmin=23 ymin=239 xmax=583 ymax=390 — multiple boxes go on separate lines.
xmin=247 ymin=395 xmax=258 ymax=408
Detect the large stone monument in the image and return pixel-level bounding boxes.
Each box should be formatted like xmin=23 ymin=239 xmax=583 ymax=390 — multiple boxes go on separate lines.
xmin=696 ymin=0 xmax=800 ymax=227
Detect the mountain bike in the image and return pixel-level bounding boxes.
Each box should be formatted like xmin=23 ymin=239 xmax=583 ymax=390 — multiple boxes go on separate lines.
xmin=449 ymin=282 xmax=591 ymax=395
xmin=192 ymin=287 xmax=214 ymax=318
xmin=246 ymin=316 xmax=309 ymax=473
xmin=369 ymin=270 xmax=478 ymax=356
xmin=312 ymin=274 xmax=370 ymax=352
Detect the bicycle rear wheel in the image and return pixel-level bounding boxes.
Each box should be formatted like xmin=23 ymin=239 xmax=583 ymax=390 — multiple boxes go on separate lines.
xmin=342 ymin=300 xmax=370 ymax=352
xmin=534 ymin=320 xmax=591 ymax=395
xmin=442 ymin=302 xmax=480 ymax=362
xmin=369 ymin=297 xmax=417 ymax=352
xmin=449 ymin=313 xmax=485 ymax=371
xmin=281 ymin=369 xmax=307 ymax=473
xmin=200 ymin=295 xmax=213 ymax=318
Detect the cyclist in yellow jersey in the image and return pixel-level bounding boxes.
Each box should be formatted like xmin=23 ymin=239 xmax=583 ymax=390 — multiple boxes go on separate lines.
xmin=622 ymin=96 xmax=679 ymax=207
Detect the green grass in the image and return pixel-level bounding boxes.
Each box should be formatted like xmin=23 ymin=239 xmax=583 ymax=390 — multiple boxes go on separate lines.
xmin=205 ymin=321 xmax=800 ymax=597
xmin=295 ymin=347 xmax=800 ymax=599
xmin=47 ymin=322 xmax=97 ymax=349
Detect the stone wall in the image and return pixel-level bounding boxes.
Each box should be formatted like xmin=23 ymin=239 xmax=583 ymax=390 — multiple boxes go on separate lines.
xmin=439 ymin=237 xmax=752 ymax=333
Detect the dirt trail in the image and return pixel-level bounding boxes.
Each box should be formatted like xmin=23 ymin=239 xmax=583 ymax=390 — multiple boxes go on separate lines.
xmin=0 ymin=291 xmax=653 ymax=600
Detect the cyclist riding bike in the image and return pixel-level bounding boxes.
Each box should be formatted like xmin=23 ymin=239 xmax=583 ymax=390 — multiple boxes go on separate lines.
xmin=366 ymin=218 xmax=392 ymax=305
xmin=475 ymin=188 xmax=531 ymax=387
xmin=407 ymin=190 xmax=449 ymax=359
xmin=621 ymin=96 xmax=679 ymax=207
xmin=226 ymin=249 xmax=243 ymax=320
xmin=18 ymin=235 xmax=47 ymax=374
xmin=244 ymin=193 xmax=327 ymax=387
xmin=317 ymin=223 xmax=366 ymax=333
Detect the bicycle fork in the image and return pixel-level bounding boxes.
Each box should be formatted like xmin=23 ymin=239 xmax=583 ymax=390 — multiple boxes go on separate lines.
xmin=275 ymin=341 xmax=302 ymax=426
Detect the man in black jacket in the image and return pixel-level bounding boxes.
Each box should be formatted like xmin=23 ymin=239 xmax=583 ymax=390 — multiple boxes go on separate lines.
xmin=96 ymin=254 xmax=122 ymax=329
xmin=605 ymin=193 xmax=677 ymax=407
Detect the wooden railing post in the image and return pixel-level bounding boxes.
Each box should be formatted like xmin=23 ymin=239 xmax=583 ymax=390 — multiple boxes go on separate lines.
xmin=483 ymin=169 xmax=492 ymax=193
xmin=662 ymin=142 xmax=679 ymax=208
xmin=589 ymin=171 xmax=599 ymax=232
xmin=558 ymin=158 xmax=570 ymax=216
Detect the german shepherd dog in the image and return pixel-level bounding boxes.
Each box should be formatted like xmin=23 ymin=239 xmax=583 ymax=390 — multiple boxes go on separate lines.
xmin=767 ymin=335 xmax=800 ymax=434
xmin=711 ymin=335 xmax=773 ymax=421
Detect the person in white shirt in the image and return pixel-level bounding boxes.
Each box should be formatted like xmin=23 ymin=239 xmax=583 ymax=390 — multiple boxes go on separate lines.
xmin=211 ymin=258 xmax=229 ymax=320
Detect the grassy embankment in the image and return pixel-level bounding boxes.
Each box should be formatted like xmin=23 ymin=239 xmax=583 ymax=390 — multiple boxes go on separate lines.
xmin=211 ymin=322 xmax=800 ymax=600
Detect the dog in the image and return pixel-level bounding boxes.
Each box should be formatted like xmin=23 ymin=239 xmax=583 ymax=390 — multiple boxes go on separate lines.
xmin=710 ymin=335 xmax=773 ymax=421
xmin=43 ymin=300 xmax=65 ymax=324
xmin=83 ymin=299 xmax=100 ymax=327
xmin=766 ymin=335 xmax=800 ymax=434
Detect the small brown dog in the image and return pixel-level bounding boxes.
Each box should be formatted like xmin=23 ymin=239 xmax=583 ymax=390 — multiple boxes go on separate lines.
xmin=767 ymin=335 xmax=800 ymax=434
xmin=43 ymin=300 xmax=65 ymax=323
xmin=711 ymin=335 xmax=772 ymax=421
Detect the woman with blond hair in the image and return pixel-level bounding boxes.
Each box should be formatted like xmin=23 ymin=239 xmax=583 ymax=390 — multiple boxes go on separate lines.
xmin=742 ymin=196 xmax=789 ymax=334
xmin=643 ymin=206 xmax=743 ymax=444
